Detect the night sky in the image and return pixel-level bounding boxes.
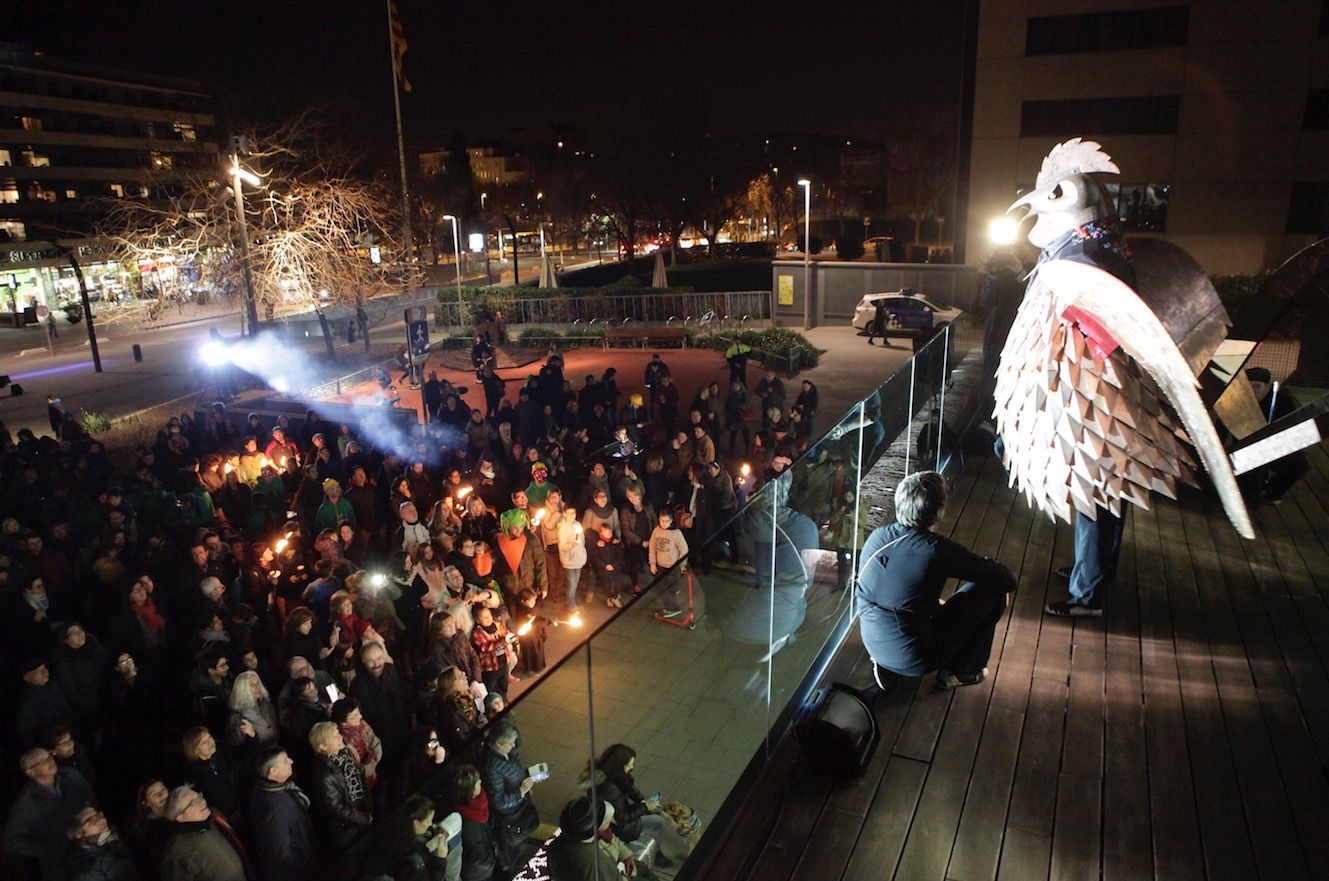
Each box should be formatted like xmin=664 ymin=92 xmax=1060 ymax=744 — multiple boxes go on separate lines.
xmin=10 ymin=0 xmax=966 ymax=147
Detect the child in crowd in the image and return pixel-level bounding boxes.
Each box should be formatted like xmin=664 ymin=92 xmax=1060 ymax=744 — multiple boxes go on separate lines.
xmin=649 ymin=509 xmax=689 ymax=617
xmin=587 ymin=522 xmax=627 ymax=608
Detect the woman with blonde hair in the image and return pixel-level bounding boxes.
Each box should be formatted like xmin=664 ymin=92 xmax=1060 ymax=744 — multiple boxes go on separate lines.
xmin=308 ymin=721 xmax=372 ymax=850
xmin=181 ymin=726 xmax=241 ymax=820
xmin=226 ymin=670 xmax=280 ymax=751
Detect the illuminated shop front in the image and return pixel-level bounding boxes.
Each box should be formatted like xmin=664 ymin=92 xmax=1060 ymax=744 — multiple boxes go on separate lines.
xmin=0 ymin=239 xmax=134 ymax=314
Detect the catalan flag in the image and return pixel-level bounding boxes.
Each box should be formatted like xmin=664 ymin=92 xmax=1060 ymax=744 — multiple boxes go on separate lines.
xmin=388 ymin=0 xmax=411 ymax=93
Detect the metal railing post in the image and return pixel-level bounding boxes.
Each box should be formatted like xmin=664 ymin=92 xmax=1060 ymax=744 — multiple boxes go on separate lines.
xmin=905 ymin=356 xmax=917 ymax=475
xmin=936 ymin=324 xmax=949 ymax=471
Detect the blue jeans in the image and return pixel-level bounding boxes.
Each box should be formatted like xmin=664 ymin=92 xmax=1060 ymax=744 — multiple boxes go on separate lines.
xmin=1068 ymin=508 xmax=1126 ymax=607
xmin=564 ymin=566 xmax=582 ymax=611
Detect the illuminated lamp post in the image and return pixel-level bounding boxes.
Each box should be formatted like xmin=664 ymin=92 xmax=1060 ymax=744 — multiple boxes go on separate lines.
xmin=798 ymin=178 xmax=812 ymax=330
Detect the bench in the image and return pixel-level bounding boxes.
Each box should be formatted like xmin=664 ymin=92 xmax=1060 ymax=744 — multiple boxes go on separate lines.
xmin=602 ymin=325 xmax=689 ymax=348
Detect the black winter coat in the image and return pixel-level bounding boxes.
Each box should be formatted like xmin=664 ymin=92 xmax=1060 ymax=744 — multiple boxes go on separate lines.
xmin=598 ymin=770 xmax=649 ymax=843
xmin=248 ymin=783 xmax=318 ymax=881
xmin=309 ymin=753 xmax=371 ymax=849
xmin=479 ymin=745 xmax=529 ymax=818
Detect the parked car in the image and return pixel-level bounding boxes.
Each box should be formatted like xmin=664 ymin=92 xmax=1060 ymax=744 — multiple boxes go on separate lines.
xmin=851 ymin=290 xmax=962 ymax=336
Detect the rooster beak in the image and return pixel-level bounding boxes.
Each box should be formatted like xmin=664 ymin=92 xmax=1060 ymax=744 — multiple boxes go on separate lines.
xmin=1007 ymin=190 xmax=1037 ymax=215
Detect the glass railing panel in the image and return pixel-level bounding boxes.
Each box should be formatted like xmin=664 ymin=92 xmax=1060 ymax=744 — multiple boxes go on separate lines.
xmin=765 ymin=403 xmax=866 ymax=706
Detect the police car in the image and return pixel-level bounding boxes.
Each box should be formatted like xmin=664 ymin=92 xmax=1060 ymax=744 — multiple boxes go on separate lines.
xmin=851 ymin=290 xmax=962 ymax=337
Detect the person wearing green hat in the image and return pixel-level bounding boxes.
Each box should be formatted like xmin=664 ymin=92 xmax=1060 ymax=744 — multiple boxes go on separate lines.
xmin=492 ymin=508 xmax=548 ymax=606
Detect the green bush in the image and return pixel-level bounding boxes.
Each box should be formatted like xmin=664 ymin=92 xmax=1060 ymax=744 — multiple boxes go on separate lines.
xmin=696 ymin=327 xmax=822 ymax=372
xmin=835 ymin=234 xmax=865 ymax=261
xmin=81 ymin=410 xmax=112 ymax=434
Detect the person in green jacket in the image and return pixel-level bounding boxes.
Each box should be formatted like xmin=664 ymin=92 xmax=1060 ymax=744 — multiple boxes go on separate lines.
xmin=314 ymin=479 xmax=356 ymax=534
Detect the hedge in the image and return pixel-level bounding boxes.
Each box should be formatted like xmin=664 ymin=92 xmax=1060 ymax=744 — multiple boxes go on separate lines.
xmin=695 ymin=327 xmax=822 ymax=372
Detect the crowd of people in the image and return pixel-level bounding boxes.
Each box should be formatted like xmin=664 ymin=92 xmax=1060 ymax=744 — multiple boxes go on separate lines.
xmin=0 ymin=339 xmax=849 ymax=881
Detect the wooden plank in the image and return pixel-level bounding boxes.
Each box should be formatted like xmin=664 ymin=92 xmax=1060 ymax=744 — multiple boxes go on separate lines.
xmin=1198 ymin=492 xmax=1328 ymax=879
xmin=996 ymin=828 xmax=1051 ymax=881
xmin=1006 ymin=677 xmax=1068 ymax=838
xmin=1101 ymin=514 xmax=1152 ymax=881
xmin=744 ymin=768 xmax=834 ymax=881
xmin=789 ymin=806 xmax=865 ymax=881
xmin=1031 ymin=514 xmax=1075 ymax=685
xmin=892 ymin=680 xmax=998 ymax=881
xmin=1049 ymin=771 xmax=1100 ymax=881
xmin=946 ymin=706 xmax=1025 ymax=881
xmin=1060 ymin=617 xmax=1105 ymax=780
xmin=1132 ymin=501 xmax=1206 ymax=881
xmin=1155 ymin=496 xmax=1258 ymax=880
xmin=841 ymin=757 xmax=929 ymax=881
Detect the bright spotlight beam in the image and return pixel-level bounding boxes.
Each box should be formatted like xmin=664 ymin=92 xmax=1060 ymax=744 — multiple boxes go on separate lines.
xmin=198 ymin=341 xmax=229 ymax=368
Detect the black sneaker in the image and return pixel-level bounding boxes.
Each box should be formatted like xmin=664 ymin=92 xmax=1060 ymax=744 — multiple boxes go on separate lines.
xmin=1055 ymin=565 xmax=1072 ymax=580
xmin=872 ymin=664 xmax=899 ymax=695
xmin=936 ymin=668 xmax=987 ymax=690
xmin=1044 ymin=601 xmax=1102 ymax=618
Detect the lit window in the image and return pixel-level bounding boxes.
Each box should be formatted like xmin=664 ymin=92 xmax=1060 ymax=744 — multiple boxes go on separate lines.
xmin=151 ymin=152 xmax=174 ymax=170
xmin=0 ymin=149 xmax=10 ymax=167
xmin=29 ymin=185 xmax=56 ymax=203
xmin=21 ymin=149 xmax=51 ymax=168
xmin=172 ymin=122 xmax=197 ymax=141
xmin=0 ymin=220 xmax=25 ymax=241
xmin=64 ymin=189 xmax=78 ymax=199
xmin=110 ymin=183 xmax=125 ymax=198
xmin=19 ymin=116 xmax=43 ymax=132
xmin=0 ymin=181 xmax=18 ymax=204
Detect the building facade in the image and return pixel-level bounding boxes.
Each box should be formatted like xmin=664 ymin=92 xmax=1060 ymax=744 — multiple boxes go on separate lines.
xmin=0 ymin=45 xmax=222 ymax=313
xmin=965 ymin=1 xmax=1329 ymax=274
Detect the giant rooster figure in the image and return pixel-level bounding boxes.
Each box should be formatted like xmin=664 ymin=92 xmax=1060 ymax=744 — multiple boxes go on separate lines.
xmin=994 ymin=139 xmax=1253 ymax=554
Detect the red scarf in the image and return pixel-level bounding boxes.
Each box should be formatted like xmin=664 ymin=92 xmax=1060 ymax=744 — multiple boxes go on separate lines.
xmin=132 ymin=597 xmax=166 ymax=631
xmin=458 ymin=790 xmax=490 ymax=823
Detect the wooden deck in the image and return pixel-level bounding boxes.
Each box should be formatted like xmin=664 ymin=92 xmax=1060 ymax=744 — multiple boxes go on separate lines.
xmin=700 ymin=445 xmax=1329 ymax=881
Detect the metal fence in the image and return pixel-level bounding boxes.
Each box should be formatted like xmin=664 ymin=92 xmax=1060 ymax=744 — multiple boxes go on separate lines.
xmin=432 ymin=290 xmax=771 ymax=327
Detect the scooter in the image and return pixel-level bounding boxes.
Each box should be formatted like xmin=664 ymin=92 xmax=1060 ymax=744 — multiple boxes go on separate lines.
xmin=654 ymin=568 xmax=697 ymax=630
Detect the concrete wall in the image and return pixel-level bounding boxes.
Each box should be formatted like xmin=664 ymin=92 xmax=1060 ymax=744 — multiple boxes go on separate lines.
xmin=771 ymin=260 xmax=980 ymax=326
xmin=966 ymin=0 xmax=1329 ymax=275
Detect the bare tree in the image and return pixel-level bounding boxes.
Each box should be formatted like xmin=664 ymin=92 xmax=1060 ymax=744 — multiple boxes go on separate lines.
xmin=886 ymin=129 xmax=957 ymax=246
xmin=99 ymin=113 xmax=407 ymax=334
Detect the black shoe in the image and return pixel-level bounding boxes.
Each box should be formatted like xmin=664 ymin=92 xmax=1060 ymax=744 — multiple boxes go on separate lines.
xmin=936 ymin=668 xmax=987 ymax=690
xmin=1055 ymin=565 xmax=1072 ymax=580
xmin=1044 ymin=600 xmax=1102 ymax=618
xmin=872 ymin=664 xmax=899 ymax=695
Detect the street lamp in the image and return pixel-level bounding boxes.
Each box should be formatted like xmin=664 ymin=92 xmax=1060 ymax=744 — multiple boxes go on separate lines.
xmin=228 ymin=155 xmax=261 ymax=335
xmin=798 ymin=178 xmax=811 ymax=329
xmin=442 ymin=214 xmax=463 ymax=325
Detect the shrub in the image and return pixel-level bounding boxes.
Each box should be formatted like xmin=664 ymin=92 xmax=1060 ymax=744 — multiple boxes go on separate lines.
xmin=796 ymin=235 xmax=824 ymax=255
xmin=696 ymin=327 xmax=822 ymax=372
xmin=80 ymin=410 xmax=112 ymax=434
xmin=835 ymin=234 xmax=865 ymax=261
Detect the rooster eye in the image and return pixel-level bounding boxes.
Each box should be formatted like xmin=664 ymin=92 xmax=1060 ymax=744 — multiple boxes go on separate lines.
xmin=1049 ymin=184 xmax=1064 ymax=200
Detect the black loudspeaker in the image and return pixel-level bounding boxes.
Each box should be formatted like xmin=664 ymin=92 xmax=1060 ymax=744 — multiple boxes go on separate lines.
xmin=793 ymin=683 xmax=879 ymax=777
xmin=10 ymin=383 xmax=23 ymax=396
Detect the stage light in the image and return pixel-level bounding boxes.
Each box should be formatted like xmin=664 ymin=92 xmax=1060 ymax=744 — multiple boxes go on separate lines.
xmin=198 ymin=341 xmax=228 ymax=367
xmin=988 ymin=217 xmax=1020 ymax=245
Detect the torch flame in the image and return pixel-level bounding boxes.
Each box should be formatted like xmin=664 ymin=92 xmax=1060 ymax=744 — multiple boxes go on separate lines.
xmin=517 ymin=619 xmax=534 ymax=636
